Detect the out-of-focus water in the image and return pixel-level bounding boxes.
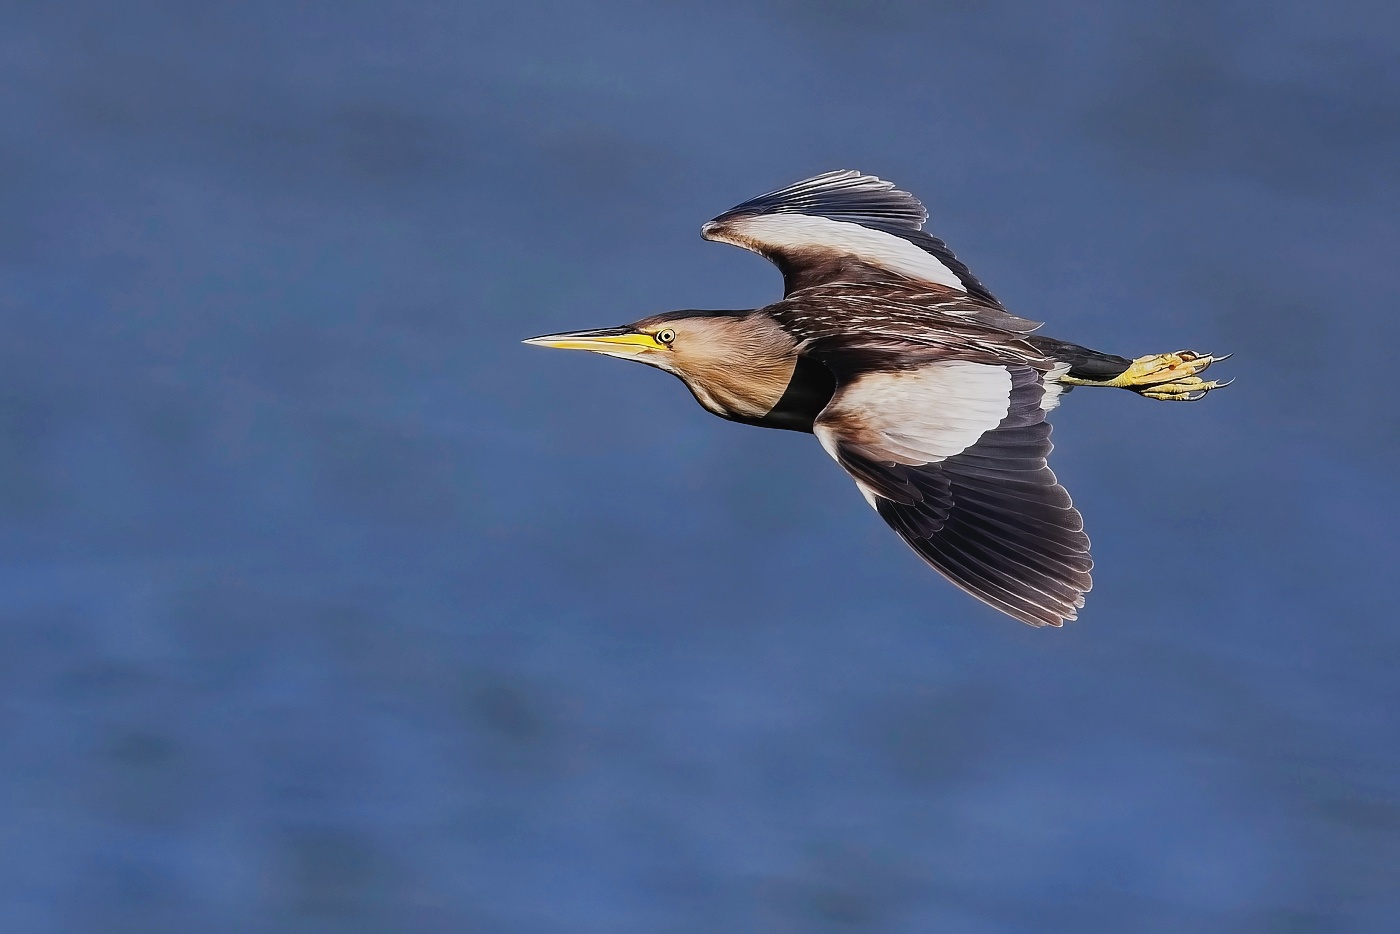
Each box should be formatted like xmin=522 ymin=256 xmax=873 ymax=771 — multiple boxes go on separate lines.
xmin=1 ymin=2 xmax=1397 ymax=930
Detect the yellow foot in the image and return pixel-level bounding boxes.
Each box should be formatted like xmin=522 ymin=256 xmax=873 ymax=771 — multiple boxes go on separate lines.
xmin=1137 ymin=374 xmax=1230 ymax=401
xmin=1064 ymin=350 xmax=1232 ymax=401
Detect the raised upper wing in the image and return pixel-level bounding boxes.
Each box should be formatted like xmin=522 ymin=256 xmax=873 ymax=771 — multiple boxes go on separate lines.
xmin=814 ymin=360 xmax=1091 ymax=627
xmin=701 ymin=170 xmax=1000 ymax=304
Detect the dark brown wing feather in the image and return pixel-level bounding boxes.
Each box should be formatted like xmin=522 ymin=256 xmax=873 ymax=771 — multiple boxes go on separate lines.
xmin=769 ymin=281 xmax=1043 ymax=363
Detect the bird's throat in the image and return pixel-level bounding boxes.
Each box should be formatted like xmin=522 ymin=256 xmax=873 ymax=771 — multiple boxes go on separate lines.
xmin=689 ymin=354 xmax=837 ymax=433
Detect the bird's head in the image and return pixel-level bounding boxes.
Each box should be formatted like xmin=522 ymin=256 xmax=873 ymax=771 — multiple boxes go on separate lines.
xmin=523 ymin=310 xmax=799 ymax=419
xmin=524 ymin=310 xmax=771 ymax=375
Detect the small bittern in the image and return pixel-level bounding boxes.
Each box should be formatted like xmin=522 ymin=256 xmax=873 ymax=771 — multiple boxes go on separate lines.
xmin=526 ymin=171 xmax=1228 ymax=627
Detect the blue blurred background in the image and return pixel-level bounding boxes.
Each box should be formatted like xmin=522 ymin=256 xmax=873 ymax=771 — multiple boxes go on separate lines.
xmin=2 ymin=1 xmax=1397 ymax=930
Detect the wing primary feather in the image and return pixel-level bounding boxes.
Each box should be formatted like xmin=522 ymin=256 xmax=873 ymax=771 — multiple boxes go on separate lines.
xmin=918 ymin=534 xmax=1073 ymax=626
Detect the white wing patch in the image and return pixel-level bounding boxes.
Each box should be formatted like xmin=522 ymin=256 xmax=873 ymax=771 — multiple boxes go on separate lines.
xmin=703 ymin=213 xmax=966 ymax=292
xmin=815 ymin=361 xmax=1012 ymax=469
xmin=1041 ymin=362 xmax=1071 ymax=411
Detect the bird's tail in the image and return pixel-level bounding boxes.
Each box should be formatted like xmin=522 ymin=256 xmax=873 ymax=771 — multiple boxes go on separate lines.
xmin=1027 ymin=337 xmax=1231 ymax=402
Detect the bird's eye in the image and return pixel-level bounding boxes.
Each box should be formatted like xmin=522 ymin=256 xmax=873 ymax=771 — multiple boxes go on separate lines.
xmin=655 ymin=328 xmax=676 ymax=346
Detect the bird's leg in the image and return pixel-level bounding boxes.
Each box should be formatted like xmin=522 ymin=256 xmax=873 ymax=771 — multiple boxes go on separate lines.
xmin=1059 ymin=350 xmax=1231 ymax=402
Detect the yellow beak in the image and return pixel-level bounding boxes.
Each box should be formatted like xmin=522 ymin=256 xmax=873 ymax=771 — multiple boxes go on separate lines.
xmin=522 ymin=327 xmax=656 ymax=357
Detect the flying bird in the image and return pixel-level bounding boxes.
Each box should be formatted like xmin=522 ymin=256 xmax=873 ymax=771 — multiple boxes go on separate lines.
xmin=525 ymin=171 xmax=1228 ymax=626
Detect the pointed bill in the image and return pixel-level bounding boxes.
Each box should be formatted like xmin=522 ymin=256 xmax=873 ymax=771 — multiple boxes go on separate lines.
xmin=522 ymin=327 xmax=656 ymax=357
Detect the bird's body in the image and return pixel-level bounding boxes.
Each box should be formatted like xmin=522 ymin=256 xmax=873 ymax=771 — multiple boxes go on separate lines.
xmin=526 ymin=171 xmax=1228 ymax=627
